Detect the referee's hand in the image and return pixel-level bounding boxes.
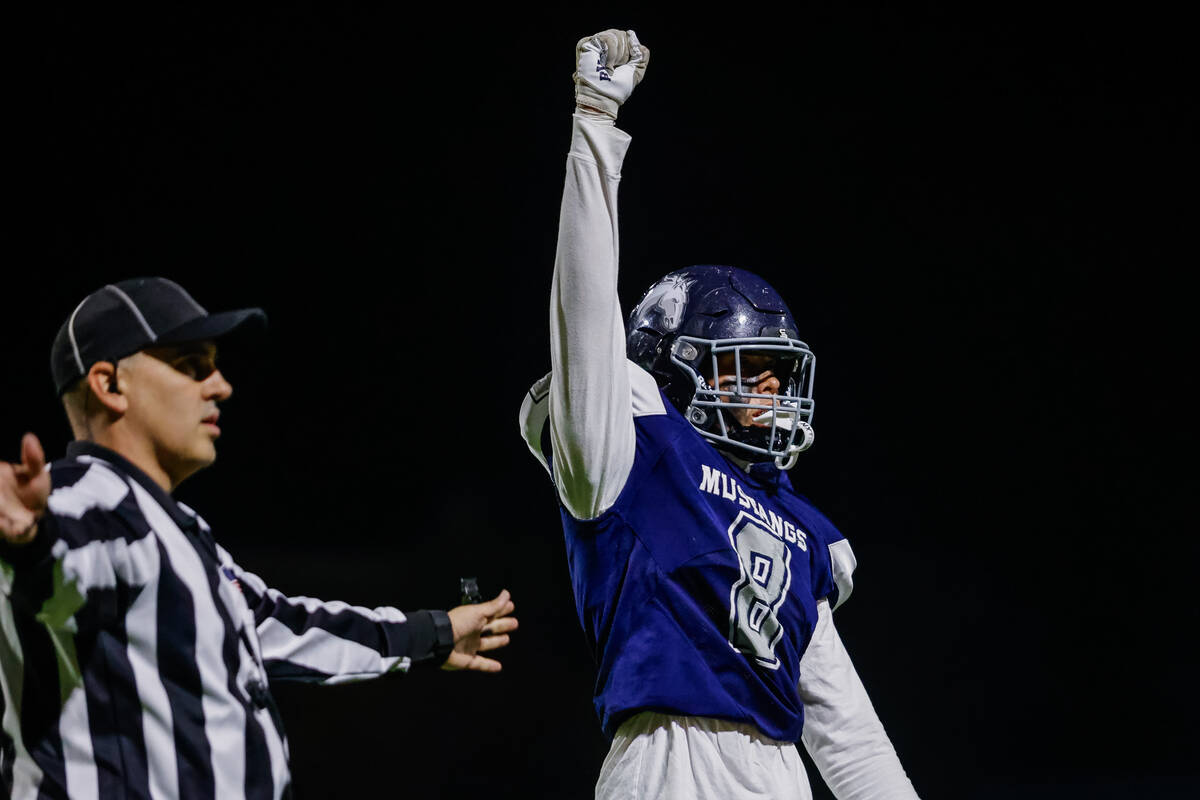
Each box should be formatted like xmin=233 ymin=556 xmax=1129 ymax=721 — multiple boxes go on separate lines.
xmin=442 ymin=589 xmax=518 ymax=673
xmin=0 ymin=433 xmax=50 ymax=546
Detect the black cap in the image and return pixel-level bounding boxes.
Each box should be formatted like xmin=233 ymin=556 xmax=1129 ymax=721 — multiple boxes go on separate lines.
xmin=51 ymin=277 xmax=267 ymax=395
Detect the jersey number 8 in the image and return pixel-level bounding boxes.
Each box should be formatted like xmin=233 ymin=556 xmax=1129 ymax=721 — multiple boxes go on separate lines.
xmin=726 ymin=512 xmax=793 ymax=670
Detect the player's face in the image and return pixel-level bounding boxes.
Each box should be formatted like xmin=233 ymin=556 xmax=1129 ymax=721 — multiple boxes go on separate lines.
xmin=709 ymin=353 xmax=782 ymax=428
xmin=119 ymin=341 xmax=232 ymax=487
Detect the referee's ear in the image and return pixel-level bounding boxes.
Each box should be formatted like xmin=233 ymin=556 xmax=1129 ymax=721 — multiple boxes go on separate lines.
xmin=85 ymin=361 xmax=128 ymax=414
xmin=62 ymin=361 xmax=130 ymax=442
xmin=78 ymin=362 xmax=129 ymax=424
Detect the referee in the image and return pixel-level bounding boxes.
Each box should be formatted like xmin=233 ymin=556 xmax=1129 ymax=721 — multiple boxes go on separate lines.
xmin=0 ymin=278 xmax=517 ymax=799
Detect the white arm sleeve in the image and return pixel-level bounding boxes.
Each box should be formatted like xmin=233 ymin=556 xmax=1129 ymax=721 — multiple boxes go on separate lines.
xmin=799 ymin=599 xmax=920 ymax=799
xmin=548 ymin=113 xmax=637 ymax=520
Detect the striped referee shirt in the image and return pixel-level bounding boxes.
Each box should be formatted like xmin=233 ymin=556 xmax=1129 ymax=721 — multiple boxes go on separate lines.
xmin=0 ymin=441 xmax=452 ymax=800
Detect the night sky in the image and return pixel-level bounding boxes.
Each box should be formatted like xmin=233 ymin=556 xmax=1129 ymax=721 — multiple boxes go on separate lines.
xmin=5 ymin=9 xmax=1195 ymax=799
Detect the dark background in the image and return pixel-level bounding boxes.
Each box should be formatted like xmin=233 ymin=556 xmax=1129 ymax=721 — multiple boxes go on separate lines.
xmin=5 ymin=8 xmax=1195 ymax=799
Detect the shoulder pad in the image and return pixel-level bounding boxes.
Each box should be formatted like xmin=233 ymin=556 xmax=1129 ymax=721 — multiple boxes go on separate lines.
xmin=828 ymin=539 xmax=857 ymax=610
xmin=518 ymin=372 xmax=553 ymax=478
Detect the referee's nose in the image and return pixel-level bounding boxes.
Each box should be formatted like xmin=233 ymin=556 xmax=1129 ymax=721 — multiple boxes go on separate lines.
xmin=203 ymin=369 xmax=233 ymax=402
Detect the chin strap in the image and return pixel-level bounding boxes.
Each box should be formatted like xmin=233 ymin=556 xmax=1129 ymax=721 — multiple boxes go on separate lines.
xmin=774 ymin=421 xmax=815 ymax=470
xmin=695 ymin=405 xmax=816 ymax=470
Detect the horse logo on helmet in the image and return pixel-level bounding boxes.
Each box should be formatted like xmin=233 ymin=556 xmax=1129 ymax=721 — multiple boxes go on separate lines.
xmin=641 ymin=275 xmax=693 ymax=332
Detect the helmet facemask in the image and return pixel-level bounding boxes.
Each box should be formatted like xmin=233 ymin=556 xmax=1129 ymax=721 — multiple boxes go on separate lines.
xmin=670 ymin=336 xmax=816 ymax=469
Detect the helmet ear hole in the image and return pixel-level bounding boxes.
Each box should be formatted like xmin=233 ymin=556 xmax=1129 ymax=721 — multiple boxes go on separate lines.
xmin=672 ymin=340 xmax=699 ymax=362
xmin=688 ymin=408 xmax=708 ymax=426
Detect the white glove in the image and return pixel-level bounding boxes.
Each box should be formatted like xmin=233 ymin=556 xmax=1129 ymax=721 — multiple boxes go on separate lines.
xmin=573 ymin=29 xmax=649 ymax=120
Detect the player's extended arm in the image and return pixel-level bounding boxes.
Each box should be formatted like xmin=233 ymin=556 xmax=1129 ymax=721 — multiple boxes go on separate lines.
xmin=798 ymin=599 xmax=921 ymax=799
xmin=548 ymin=30 xmax=649 ymax=521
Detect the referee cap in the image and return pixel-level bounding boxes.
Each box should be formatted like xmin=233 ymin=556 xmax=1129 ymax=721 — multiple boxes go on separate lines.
xmin=51 ymin=277 xmax=266 ymax=395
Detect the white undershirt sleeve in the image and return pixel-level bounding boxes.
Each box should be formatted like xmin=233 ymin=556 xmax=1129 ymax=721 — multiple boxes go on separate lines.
xmin=799 ymin=598 xmax=920 ymax=799
xmin=548 ymin=113 xmax=637 ymax=520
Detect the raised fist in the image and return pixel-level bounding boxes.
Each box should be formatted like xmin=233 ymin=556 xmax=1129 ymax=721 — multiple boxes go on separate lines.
xmin=574 ymin=29 xmax=649 ymax=120
xmin=0 ymin=433 xmax=50 ymax=546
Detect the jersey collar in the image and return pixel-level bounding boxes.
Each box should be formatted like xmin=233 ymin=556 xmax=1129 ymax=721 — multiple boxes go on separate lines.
xmin=65 ymin=440 xmax=199 ymax=533
xmin=716 ymin=447 xmax=785 ymax=493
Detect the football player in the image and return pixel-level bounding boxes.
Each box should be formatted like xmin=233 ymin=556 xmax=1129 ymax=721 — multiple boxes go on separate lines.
xmin=518 ymin=30 xmax=921 ymax=799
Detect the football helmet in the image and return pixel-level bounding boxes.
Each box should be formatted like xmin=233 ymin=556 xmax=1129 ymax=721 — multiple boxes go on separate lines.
xmin=627 ymin=265 xmax=816 ymax=469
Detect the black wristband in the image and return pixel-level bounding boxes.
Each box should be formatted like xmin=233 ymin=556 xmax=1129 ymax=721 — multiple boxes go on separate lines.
xmin=430 ymin=609 xmax=455 ymax=664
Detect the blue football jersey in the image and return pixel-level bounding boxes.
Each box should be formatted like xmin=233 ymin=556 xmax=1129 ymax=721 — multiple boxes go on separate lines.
xmin=523 ymin=372 xmax=856 ymax=742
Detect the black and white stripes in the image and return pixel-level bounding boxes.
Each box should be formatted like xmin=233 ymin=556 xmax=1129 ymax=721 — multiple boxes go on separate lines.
xmin=0 ymin=442 xmax=442 ymax=799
